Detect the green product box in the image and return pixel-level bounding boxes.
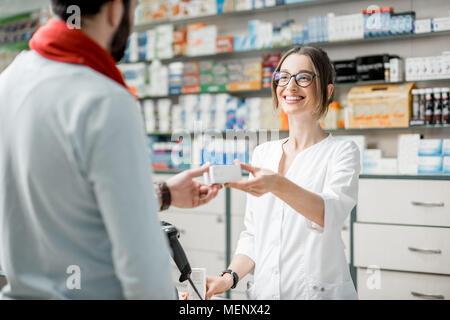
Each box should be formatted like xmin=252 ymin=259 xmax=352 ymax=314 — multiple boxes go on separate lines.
xmin=200 ymin=83 xmax=227 ymax=93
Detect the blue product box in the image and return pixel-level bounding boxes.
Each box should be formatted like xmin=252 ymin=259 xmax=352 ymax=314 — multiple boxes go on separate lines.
xmin=237 ymin=151 xmax=248 ymax=164
xmin=303 ymin=24 xmax=309 ymax=43
xmin=233 ymin=35 xmax=248 ymax=52
xmin=362 ymin=160 xmax=379 ymax=174
xmin=169 ymin=86 xmax=182 ymax=95
xmin=236 ymin=99 xmax=247 ymax=129
xmin=225 ymin=152 xmax=233 ymax=165
xmin=322 ymin=15 xmax=328 ymax=42
xmin=443 ymin=139 xmax=450 ymax=156
xmin=444 ymin=157 xmax=450 ymax=174
xmin=418 ymin=139 xmax=443 ymax=156
xmin=138 ymin=46 xmax=146 ymax=61
xmin=248 ymin=34 xmax=257 ymax=50
xmin=217 ymin=0 xmax=224 ymax=13
xmin=248 ymin=20 xmax=258 ymax=35
xmin=418 ymin=156 xmax=443 ymax=174
xmin=226 ymin=109 xmax=236 ymax=130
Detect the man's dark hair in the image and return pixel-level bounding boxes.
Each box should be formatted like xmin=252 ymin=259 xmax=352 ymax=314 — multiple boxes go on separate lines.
xmin=51 ymin=0 xmax=132 ymax=62
xmin=51 ymin=0 xmax=115 ymax=21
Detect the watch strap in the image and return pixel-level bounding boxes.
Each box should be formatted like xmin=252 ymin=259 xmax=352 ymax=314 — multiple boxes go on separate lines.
xmin=220 ymin=269 xmax=239 ymax=289
xmin=157 ymin=182 xmax=171 ymax=211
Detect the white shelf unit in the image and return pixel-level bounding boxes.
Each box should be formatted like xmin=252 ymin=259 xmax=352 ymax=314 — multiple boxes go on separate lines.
xmin=354 ymin=177 xmax=450 ymax=300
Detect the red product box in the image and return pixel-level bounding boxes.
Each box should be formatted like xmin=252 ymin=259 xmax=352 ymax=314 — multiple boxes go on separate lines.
xmin=173 ymin=29 xmax=187 ymax=44
xmin=216 ymin=36 xmax=234 ymax=53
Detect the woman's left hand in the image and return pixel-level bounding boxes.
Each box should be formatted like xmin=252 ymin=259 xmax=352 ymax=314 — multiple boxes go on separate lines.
xmin=225 ymin=160 xmax=280 ymax=197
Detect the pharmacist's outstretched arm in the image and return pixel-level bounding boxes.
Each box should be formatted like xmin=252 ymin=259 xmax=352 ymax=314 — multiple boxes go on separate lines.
xmin=166 ymin=164 xmax=223 ymax=209
xmin=205 ymin=254 xmax=255 ymax=300
xmin=226 ymin=161 xmax=325 ymax=228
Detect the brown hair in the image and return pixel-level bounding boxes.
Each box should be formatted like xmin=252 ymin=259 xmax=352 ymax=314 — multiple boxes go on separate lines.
xmin=271 ymin=46 xmax=336 ymax=120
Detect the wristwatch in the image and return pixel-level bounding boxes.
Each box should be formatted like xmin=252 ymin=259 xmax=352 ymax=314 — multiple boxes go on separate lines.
xmin=156 ymin=182 xmax=171 ymax=211
xmin=220 ymin=269 xmax=239 ymax=289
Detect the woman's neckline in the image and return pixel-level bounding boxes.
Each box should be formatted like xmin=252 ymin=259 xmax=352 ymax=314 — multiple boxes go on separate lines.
xmin=281 ymin=133 xmax=332 ymax=155
xmin=278 ymin=133 xmax=332 ymax=177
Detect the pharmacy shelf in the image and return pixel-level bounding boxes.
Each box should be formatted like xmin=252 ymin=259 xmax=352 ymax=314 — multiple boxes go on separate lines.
xmin=120 ymin=30 xmax=450 ymax=65
xmin=146 ymin=125 xmax=450 ymax=137
xmin=138 ymin=88 xmax=272 ymax=100
xmin=137 ymin=78 xmax=450 ymax=101
xmin=152 ymin=170 xmax=450 ymax=180
xmin=334 ymin=78 xmax=450 ymax=88
xmin=359 ymin=174 xmax=450 ymax=181
xmin=326 ymin=125 xmax=450 ymax=133
xmin=133 ymin=0 xmax=360 ymax=31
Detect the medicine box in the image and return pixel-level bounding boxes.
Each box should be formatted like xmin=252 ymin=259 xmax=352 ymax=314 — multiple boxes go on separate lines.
xmin=414 ymin=18 xmax=432 ymax=34
xmin=364 ymin=149 xmax=382 ymax=160
xmin=418 ymin=156 xmax=443 ymax=174
xmin=346 ymin=83 xmax=415 ymax=128
xmin=418 ymin=139 xmax=443 ymax=156
xmin=362 ymin=158 xmax=397 ymax=175
xmin=432 ymin=17 xmax=450 ymax=32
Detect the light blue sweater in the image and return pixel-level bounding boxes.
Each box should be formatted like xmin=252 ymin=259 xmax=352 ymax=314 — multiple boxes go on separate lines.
xmin=0 ymin=51 xmax=175 ymax=299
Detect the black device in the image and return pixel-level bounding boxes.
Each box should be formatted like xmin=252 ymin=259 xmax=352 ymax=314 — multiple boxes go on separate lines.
xmin=355 ymin=54 xmax=392 ymax=82
xmin=160 ymin=221 xmax=203 ymax=300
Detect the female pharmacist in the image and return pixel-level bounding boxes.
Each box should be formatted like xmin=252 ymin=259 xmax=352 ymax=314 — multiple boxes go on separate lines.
xmin=207 ymin=46 xmax=360 ymax=300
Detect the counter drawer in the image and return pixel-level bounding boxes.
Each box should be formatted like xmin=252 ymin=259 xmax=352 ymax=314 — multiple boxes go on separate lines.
xmin=357 ymin=179 xmax=450 ymax=227
xmin=354 ymin=223 xmax=450 ymax=275
xmin=357 ymin=268 xmax=450 ymax=300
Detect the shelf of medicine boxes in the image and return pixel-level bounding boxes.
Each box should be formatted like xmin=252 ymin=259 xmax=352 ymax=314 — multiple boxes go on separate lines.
xmin=120 ymin=30 xmax=450 ymax=65
xmin=358 ymin=174 xmax=450 ymax=180
xmin=151 ymin=169 xmax=450 ymax=180
xmin=138 ymin=78 xmax=450 ymax=101
xmin=147 ymin=125 xmax=450 ymax=137
xmin=133 ymin=0 xmax=362 ymax=31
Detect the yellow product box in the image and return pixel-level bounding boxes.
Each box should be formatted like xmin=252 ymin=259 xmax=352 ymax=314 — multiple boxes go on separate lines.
xmin=243 ymin=61 xmax=262 ymax=75
xmin=346 ymin=83 xmax=415 ymax=128
xmin=227 ymin=81 xmax=261 ymax=91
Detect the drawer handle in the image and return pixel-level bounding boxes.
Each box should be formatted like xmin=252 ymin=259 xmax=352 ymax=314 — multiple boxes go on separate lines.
xmin=408 ymin=246 xmax=442 ymax=254
xmin=342 ymin=225 xmax=349 ymax=231
xmin=411 ymin=201 xmax=444 ymax=208
xmin=411 ymin=291 xmax=445 ymax=300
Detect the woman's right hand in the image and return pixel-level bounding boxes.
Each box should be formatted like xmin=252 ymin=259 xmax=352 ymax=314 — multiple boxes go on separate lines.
xmin=206 ymin=274 xmax=233 ymax=300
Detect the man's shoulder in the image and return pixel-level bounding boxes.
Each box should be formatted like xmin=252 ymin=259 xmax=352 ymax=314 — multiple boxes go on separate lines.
xmin=15 ymin=50 xmax=132 ymax=101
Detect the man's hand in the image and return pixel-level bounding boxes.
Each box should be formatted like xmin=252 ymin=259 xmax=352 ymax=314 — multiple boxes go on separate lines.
xmin=166 ymin=164 xmax=222 ymax=208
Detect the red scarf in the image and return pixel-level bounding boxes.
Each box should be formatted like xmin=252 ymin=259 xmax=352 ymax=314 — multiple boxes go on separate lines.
xmin=29 ymin=19 xmax=135 ymax=97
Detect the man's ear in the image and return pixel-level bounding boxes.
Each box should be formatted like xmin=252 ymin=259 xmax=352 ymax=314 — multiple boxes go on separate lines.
xmin=327 ymin=84 xmax=334 ymax=101
xmin=106 ymin=0 xmax=124 ymax=28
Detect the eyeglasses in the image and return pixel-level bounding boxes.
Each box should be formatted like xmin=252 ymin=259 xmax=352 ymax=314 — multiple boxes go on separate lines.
xmin=273 ymin=71 xmax=317 ymax=88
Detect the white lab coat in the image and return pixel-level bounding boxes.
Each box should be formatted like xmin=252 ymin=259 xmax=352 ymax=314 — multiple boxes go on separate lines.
xmin=235 ymin=135 xmax=360 ymax=300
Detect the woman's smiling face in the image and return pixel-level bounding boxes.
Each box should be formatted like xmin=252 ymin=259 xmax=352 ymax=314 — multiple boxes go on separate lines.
xmin=276 ymin=53 xmax=318 ymax=117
